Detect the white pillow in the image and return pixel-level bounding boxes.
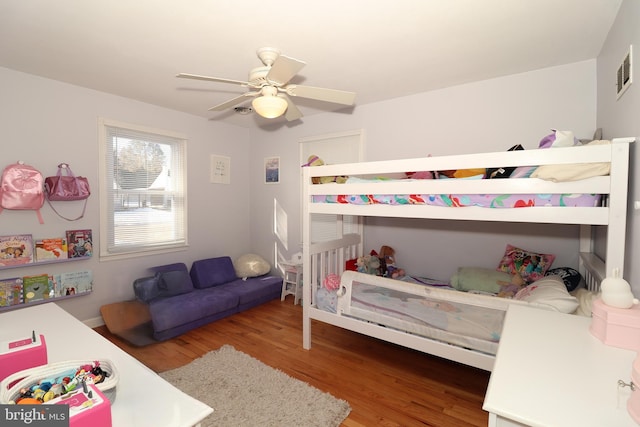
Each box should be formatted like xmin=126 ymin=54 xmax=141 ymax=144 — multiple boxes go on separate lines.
xmin=513 ymin=275 xmax=579 ymax=313
xmin=530 ymin=140 xmax=611 ymax=182
xmin=233 ymin=254 xmax=271 ymax=278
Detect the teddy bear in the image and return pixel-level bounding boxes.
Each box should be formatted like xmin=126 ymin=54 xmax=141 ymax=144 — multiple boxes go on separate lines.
xmin=356 ymin=254 xmax=380 ymax=275
xmin=497 ymin=273 xmax=526 ymax=298
xmin=302 ymin=154 xmax=348 ymax=184
xmin=377 ymin=245 xmax=405 ymax=279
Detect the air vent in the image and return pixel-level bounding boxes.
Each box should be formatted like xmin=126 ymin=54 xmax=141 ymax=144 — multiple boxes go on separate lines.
xmin=234 ymin=106 xmax=253 ymax=115
xmin=616 ymin=45 xmax=633 ymax=100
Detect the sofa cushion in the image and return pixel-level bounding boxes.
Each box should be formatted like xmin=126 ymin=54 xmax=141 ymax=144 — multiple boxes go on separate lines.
xmin=133 ymin=275 xmax=160 ymax=303
xmin=190 ymin=256 xmax=238 ymax=289
xmin=148 ymin=288 xmax=239 ymax=333
xmin=215 ymin=276 xmax=283 ymax=306
xmin=156 ymin=270 xmax=193 ymax=297
xmin=151 ymin=262 xmax=190 ymax=274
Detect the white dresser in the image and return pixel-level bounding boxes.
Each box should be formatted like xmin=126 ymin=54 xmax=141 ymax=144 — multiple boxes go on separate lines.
xmin=483 ymin=304 xmax=638 ymax=426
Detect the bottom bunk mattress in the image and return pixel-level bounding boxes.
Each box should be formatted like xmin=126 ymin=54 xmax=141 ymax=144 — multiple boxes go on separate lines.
xmin=318 ymin=271 xmax=524 ymax=356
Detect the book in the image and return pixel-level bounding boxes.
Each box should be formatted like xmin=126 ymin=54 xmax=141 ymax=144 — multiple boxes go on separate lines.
xmin=48 ymin=274 xmax=61 ymax=298
xmin=65 ymin=229 xmax=93 ymax=258
xmin=22 ymin=274 xmax=52 ymax=303
xmin=0 ymin=277 xmax=23 ymax=307
xmin=35 ymin=237 xmax=68 ymax=262
xmin=0 ymin=234 xmax=34 ymax=267
xmin=54 ymin=270 xmax=93 ymax=296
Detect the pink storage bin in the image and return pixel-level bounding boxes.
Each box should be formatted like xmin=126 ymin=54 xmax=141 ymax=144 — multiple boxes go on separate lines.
xmin=590 ymin=298 xmax=640 ymax=351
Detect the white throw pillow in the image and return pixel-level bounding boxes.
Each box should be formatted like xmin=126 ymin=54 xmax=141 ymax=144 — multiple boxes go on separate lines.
xmin=530 ymin=140 xmax=611 ymax=182
xmin=234 ymin=254 xmax=271 ymax=278
xmin=514 ymin=275 xmax=579 ymax=313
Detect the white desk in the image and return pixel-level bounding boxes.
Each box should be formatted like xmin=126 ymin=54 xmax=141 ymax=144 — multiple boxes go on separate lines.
xmin=483 ymin=304 xmax=637 ymax=427
xmin=0 ymin=303 xmax=213 ymax=427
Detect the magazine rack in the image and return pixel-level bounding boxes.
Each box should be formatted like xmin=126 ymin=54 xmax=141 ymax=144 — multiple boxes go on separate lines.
xmin=0 ymin=255 xmax=89 ymax=271
xmin=0 ymin=231 xmax=93 ymax=313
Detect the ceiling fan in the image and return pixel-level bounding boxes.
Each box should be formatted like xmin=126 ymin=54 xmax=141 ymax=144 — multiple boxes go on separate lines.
xmin=176 ymin=47 xmax=356 ymax=121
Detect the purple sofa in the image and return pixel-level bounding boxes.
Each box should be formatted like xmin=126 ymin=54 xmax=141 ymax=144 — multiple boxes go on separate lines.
xmin=133 ymin=256 xmax=282 ymax=341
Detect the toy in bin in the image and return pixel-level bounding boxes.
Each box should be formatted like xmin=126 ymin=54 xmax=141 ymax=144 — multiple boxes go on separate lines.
xmin=46 ymin=379 xmax=112 ymax=427
xmin=0 ymin=359 xmax=119 ymax=426
xmin=0 ymin=330 xmax=47 ymax=382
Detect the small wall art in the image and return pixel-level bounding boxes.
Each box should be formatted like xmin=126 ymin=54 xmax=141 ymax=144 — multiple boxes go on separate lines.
xmin=265 ymin=156 xmax=280 ymax=184
xmin=211 ymin=155 xmax=231 ymax=184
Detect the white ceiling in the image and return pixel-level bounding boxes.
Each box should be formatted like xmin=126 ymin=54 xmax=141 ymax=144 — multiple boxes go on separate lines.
xmin=0 ymin=1 xmax=623 ymax=128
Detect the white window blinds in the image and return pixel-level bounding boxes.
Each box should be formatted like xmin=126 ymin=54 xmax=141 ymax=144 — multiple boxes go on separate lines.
xmin=99 ymin=119 xmax=187 ymax=257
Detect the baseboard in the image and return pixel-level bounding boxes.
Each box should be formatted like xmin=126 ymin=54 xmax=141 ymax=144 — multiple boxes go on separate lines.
xmin=85 ymin=316 xmax=105 ymax=329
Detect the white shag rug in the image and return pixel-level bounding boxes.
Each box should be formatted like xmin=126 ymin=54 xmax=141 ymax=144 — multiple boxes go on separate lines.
xmin=160 ymin=345 xmax=351 ymax=427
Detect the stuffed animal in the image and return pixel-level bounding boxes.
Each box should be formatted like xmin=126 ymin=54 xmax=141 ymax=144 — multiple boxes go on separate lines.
xmin=302 ymin=154 xmax=348 ymax=184
xmin=377 ymin=245 xmax=406 ymax=279
xmin=378 ymin=245 xmax=395 ymax=276
xmin=497 ymin=273 xmax=526 ymax=298
xmin=438 ymin=168 xmax=486 ymax=179
xmin=387 ymin=265 xmax=406 ymax=279
xmin=355 ymin=255 xmax=369 ymax=273
xmin=406 ymin=155 xmax=435 ymax=179
xmin=356 ymin=254 xmax=380 ymax=275
xmin=406 ymin=170 xmax=434 ymax=179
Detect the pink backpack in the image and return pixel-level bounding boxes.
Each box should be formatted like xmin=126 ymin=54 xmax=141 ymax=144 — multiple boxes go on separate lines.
xmin=0 ymin=161 xmax=45 ymax=224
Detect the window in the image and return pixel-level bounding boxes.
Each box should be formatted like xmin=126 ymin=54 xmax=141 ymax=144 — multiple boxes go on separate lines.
xmin=98 ymin=118 xmax=187 ymax=258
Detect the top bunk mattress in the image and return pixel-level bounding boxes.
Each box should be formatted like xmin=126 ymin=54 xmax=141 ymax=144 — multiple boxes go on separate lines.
xmin=303 ymin=138 xmax=633 ymax=223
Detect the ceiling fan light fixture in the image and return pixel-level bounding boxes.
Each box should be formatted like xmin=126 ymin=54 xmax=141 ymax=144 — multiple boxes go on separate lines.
xmin=178 ymin=47 xmax=356 ymax=122
xmin=252 ymin=95 xmax=287 ymax=118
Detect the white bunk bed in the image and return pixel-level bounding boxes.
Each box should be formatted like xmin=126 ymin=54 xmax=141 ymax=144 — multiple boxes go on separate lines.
xmin=301 ymin=137 xmax=634 ymax=371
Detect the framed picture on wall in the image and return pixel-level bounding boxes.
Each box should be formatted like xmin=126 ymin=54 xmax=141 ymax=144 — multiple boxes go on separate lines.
xmin=265 ymin=156 xmax=280 ymax=184
xmin=211 ymin=155 xmax=231 ymax=184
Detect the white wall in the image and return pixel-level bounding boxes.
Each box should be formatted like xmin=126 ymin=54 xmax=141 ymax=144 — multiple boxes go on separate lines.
xmin=249 ymin=60 xmax=598 ymax=280
xmin=596 ymin=0 xmax=640 ymax=292
xmin=0 ymin=67 xmax=251 ymax=322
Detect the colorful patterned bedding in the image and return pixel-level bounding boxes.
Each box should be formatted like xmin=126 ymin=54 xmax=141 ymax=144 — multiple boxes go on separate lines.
xmin=313 ymin=192 xmax=601 ymax=208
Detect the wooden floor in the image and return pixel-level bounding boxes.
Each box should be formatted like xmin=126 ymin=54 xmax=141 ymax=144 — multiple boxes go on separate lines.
xmin=94 ymin=297 xmax=491 ymax=427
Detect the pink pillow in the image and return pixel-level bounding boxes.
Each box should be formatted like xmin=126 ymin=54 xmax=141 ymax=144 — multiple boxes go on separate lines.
xmin=406 ymin=171 xmax=434 ymax=179
xmin=323 ymin=273 xmax=341 ymax=290
xmin=497 ymin=244 xmax=555 ymax=283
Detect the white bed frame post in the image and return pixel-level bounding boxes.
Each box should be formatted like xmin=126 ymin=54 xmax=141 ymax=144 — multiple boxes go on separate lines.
xmin=302 ymin=166 xmax=364 ymax=350
xmin=579 ymin=139 xmax=631 ymax=287
xmin=606 ymin=140 xmax=631 ymax=279
xmin=302 ymin=167 xmax=312 ymax=349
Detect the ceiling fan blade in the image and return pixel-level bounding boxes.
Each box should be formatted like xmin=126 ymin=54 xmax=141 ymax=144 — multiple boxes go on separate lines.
xmin=208 ymin=92 xmax=258 ymax=111
xmin=266 ymin=55 xmax=306 ymax=86
xmin=285 ymin=85 xmax=356 ymax=106
xmin=177 ymin=73 xmax=249 ymax=86
xmin=281 ymin=94 xmax=303 ymax=121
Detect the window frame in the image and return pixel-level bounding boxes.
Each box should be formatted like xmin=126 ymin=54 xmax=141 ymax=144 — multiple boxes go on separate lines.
xmin=98 ymin=117 xmax=188 ymax=260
